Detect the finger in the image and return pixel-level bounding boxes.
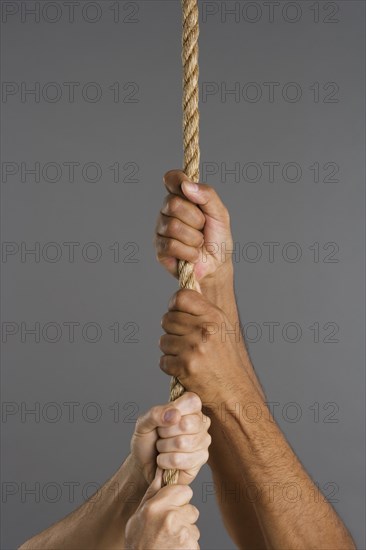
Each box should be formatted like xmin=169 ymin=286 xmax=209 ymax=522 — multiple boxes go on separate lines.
xmin=163 ymin=169 xmax=191 ymax=198
xmin=159 ymin=354 xmax=183 ymax=379
xmin=148 ymin=483 xmax=193 ymax=509
xmin=135 ymin=404 xmax=181 ymax=435
xmin=157 ymin=449 xmax=209 ymax=471
xmin=168 ymin=289 xmax=213 ymax=316
xmin=159 ymin=334 xmax=182 ymax=356
xmin=164 ymin=392 xmax=202 ymax=416
xmin=158 ymin=413 xmax=203 ymax=438
xmin=156 ymin=214 xmax=204 ymax=248
xmin=186 ymin=524 xmax=200 ymax=542
xmin=181 ymin=504 xmax=200 ymax=524
xmin=160 ymin=195 xmax=205 ymax=230
xmin=160 ymin=334 xmax=201 ymax=358
xmin=156 ymin=431 xmax=209 ymax=453
xmin=163 ymin=169 xmax=229 ymax=227
xmin=181 ymin=181 xmax=230 ymax=224
xmin=161 ymin=311 xmax=196 ymax=335
xmin=155 ymin=236 xmax=200 ymax=265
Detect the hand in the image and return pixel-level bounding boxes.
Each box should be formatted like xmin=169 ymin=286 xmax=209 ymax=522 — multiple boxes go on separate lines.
xmin=159 ymin=289 xmax=251 ymax=405
xmin=155 ymin=169 xmax=234 ymax=287
xmin=125 ymin=468 xmax=200 ymax=550
xmin=131 ymin=392 xmax=211 ymax=484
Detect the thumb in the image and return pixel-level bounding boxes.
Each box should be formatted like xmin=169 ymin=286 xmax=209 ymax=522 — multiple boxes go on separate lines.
xmin=181 ymin=181 xmax=229 ymax=223
xmin=140 ymin=467 xmax=163 ymax=506
xmin=135 ymin=404 xmax=181 ymax=436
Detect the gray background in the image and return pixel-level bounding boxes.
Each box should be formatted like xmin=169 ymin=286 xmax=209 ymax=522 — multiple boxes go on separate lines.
xmin=1 ymin=1 xmax=365 ymax=548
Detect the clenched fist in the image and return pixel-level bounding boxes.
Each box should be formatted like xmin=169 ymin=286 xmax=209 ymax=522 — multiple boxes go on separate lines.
xmin=125 ymin=469 xmax=200 ymax=550
xmin=159 ymin=289 xmax=250 ymax=405
xmin=131 ymin=392 xmax=211 ymax=485
xmin=155 ymin=170 xmax=234 ymax=287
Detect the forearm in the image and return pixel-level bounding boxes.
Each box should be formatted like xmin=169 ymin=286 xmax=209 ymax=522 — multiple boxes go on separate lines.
xmin=210 ymin=382 xmax=355 ymax=550
xmin=205 ymin=412 xmax=268 ymax=549
xmin=201 ymin=270 xmax=268 ymax=548
xmin=19 ymin=454 xmax=148 ymax=550
xmin=200 ymin=268 xmax=266 ymax=401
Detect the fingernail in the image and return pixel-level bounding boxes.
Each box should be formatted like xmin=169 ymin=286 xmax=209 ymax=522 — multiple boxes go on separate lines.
xmin=183 ymin=181 xmax=199 ymax=193
xmin=164 ymin=408 xmax=176 ymax=422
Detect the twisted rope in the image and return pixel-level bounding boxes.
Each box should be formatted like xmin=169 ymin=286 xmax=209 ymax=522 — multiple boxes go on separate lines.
xmin=162 ymin=0 xmax=200 ymax=487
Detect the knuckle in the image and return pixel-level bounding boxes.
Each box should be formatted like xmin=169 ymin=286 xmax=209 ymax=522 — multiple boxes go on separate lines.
xmin=180 ymin=415 xmax=194 ymax=432
xmin=195 ymin=340 xmax=206 ymax=356
xmin=160 ymin=313 xmax=169 ymax=330
xmin=171 ymin=453 xmax=182 ymax=468
xmin=182 ymin=484 xmax=193 ymax=501
xmin=164 ymin=510 xmax=177 ymax=532
xmin=202 ymin=414 xmax=212 ymax=430
xmin=164 ymin=238 xmax=177 ymax=255
xmin=185 ymin=355 xmax=198 ymax=375
xmin=174 ymin=289 xmax=187 ymax=309
xmin=158 ymin=236 xmax=169 ymax=252
xmin=159 ymin=355 xmax=173 ymax=375
xmin=178 ymin=526 xmax=189 ymax=545
xmin=155 ymin=236 xmax=164 ymax=255
xmin=186 ymin=392 xmax=202 ymax=411
xmin=141 ymin=500 xmax=157 ymax=520
xmin=166 ymin=217 xmax=181 ymax=235
xmin=176 ymin=435 xmax=190 ymax=451
xmin=167 ymin=195 xmax=182 ymax=214
xmin=192 ymin=524 xmax=201 ymax=541
xmin=158 ymin=334 xmax=166 ymax=349
xmin=154 ymin=216 xmax=163 ymax=234
xmin=170 ymin=483 xmax=192 ymax=503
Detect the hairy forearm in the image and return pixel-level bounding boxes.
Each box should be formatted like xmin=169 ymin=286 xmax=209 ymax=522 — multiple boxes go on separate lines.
xmin=205 ymin=413 xmax=268 ymax=549
xmin=201 ymin=269 xmax=269 ymax=548
xmin=19 ymin=454 xmax=148 ymax=550
xmin=210 ymin=382 xmax=355 ymax=550
xmin=203 ymin=272 xmax=354 ymax=548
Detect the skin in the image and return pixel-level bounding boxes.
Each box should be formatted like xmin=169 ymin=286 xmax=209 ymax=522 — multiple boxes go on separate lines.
xmin=155 ymin=169 xmax=356 ymax=550
xmin=125 ymin=469 xmax=200 ymax=550
xmin=19 ymin=392 xmax=210 ymax=550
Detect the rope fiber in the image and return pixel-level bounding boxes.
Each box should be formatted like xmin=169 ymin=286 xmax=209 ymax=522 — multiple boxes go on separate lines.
xmin=162 ymin=0 xmax=200 ymax=487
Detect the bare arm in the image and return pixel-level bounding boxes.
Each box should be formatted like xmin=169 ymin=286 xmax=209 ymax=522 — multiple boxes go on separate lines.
xmin=159 ymin=288 xmax=356 ymax=550
xmin=19 ymin=454 xmax=147 ymax=550
xmin=210 ymin=380 xmax=355 ymax=550
xmin=156 ymin=169 xmax=268 ymax=548
xmin=201 ymin=272 xmax=269 ymax=549
xmin=19 ymin=393 xmax=211 ymax=550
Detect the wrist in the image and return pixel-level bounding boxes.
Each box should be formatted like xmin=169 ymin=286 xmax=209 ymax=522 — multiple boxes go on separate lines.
xmin=200 ymin=264 xmax=236 ymax=314
xmin=121 ymin=453 xmax=149 ymax=493
xmin=204 ymin=375 xmax=265 ymax=426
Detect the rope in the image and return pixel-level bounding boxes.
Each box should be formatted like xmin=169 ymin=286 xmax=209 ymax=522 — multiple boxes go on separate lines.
xmin=162 ymin=0 xmax=200 ymax=487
